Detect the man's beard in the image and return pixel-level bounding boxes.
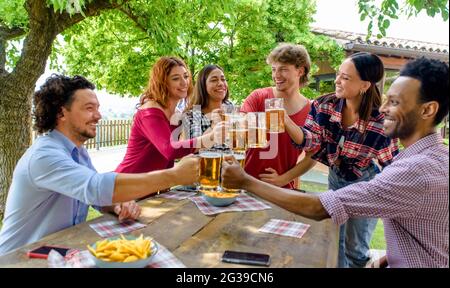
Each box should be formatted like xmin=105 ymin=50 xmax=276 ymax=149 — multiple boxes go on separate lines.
xmin=80 ymin=130 xmax=95 ymax=139
xmin=71 ymin=124 xmax=96 ymax=142
xmin=387 ymin=109 xmax=418 ymax=140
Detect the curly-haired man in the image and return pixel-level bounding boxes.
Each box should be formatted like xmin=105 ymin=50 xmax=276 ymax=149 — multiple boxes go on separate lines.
xmin=0 ymin=75 xmax=199 ymax=255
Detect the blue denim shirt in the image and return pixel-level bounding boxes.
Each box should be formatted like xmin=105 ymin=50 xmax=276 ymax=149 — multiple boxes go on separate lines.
xmin=0 ymin=130 xmax=116 ymax=255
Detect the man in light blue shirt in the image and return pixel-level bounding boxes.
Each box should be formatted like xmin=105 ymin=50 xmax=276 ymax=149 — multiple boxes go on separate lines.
xmin=0 ymin=75 xmax=200 ymax=255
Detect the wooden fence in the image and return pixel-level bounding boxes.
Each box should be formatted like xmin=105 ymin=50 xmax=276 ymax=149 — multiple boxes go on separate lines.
xmin=85 ymin=119 xmax=133 ymax=150
xmin=32 ymin=119 xmax=133 ymax=150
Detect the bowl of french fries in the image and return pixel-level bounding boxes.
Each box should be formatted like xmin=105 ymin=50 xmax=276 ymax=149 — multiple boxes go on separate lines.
xmin=202 ymin=190 xmax=238 ymax=207
xmin=87 ymin=234 xmax=158 ymax=268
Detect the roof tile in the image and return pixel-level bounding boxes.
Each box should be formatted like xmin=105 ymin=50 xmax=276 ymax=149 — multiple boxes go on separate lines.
xmin=311 ymin=27 xmax=448 ymax=55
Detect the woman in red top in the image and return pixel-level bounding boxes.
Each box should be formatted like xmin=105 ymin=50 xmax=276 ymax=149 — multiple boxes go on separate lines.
xmin=116 ymin=57 xmax=218 ymax=174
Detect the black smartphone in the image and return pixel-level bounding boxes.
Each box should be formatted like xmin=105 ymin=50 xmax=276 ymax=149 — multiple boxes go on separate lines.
xmin=171 ymin=185 xmax=198 ymax=192
xmin=221 ymin=250 xmax=271 ymax=267
xmin=27 ymin=245 xmax=72 ymax=259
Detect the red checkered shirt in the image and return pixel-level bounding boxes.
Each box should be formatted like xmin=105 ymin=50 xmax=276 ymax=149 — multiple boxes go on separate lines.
xmin=294 ymin=95 xmax=399 ymax=181
xmin=320 ymin=133 xmax=449 ymax=268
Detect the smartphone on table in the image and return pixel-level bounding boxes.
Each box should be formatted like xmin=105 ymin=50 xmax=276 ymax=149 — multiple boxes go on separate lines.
xmin=27 ymin=245 xmax=73 ymax=259
xmin=221 ymin=250 xmax=271 ymax=267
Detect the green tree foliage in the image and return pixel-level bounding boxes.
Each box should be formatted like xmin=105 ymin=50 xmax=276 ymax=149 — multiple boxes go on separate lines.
xmin=0 ymin=0 xmax=27 ymax=28
xmin=59 ymin=0 xmax=344 ymax=103
xmin=358 ymin=0 xmax=449 ymax=38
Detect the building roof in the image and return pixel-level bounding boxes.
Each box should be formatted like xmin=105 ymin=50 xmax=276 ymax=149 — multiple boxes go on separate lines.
xmin=311 ymin=27 xmax=449 ymax=62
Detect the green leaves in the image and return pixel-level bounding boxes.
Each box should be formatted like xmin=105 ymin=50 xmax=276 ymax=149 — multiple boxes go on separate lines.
xmin=56 ymin=0 xmax=344 ymax=103
xmin=4 ymin=38 xmax=23 ymax=71
xmin=0 ymin=0 xmax=28 ymax=29
xmin=55 ymin=0 xmax=320 ymax=102
xmin=0 ymin=0 xmax=339 ymax=102
xmin=358 ymin=0 xmax=449 ymax=38
xmin=46 ymin=0 xmax=89 ymax=15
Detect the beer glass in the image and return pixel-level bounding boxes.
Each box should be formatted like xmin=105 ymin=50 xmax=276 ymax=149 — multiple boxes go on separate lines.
xmin=247 ymin=112 xmax=267 ymax=148
xmin=221 ymin=104 xmax=240 ymax=122
xmin=199 ymin=149 xmax=222 ymax=191
xmin=225 ymin=113 xmax=248 ymax=152
xmin=221 ymin=150 xmax=246 ymax=193
xmin=265 ymin=98 xmax=285 ymax=133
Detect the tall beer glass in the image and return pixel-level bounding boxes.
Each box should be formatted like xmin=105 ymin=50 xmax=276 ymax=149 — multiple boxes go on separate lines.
xmin=221 ymin=104 xmax=241 ymax=122
xmin=247 ymin=112 xmax=267 ymax=148
xmin=226 ymin=113 xmax=248 ymax=152
xmin=199 ymin=149 xmax=222 ymax=191
xmin=265 ymin=98 xmax=285 ymax=133
xmin=221 ymin=150 xmax=246 ymax=193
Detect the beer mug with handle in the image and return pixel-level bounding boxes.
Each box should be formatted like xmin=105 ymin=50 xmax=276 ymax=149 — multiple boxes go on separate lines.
xmin=265 ymin=98 xmax=285 ymax=133
xmin=221 ymin=150 xmax=246 ymax=193
xmin=225 ymin=112 xmax=248 ymax=153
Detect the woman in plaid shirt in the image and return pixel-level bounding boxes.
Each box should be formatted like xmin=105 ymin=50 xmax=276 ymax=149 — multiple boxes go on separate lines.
xmin=182 ymin=64 xmax=234 ymax=141
xmin=286 ymin=52 xmax=399 ymax=268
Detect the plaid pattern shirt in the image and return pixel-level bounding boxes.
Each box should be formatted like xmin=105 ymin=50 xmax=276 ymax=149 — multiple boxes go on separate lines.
xmin=182 ymin=108 xmax=212 ymax=139
xmin=293 ymin=94 xmax=399 ymax=181
xmin=182 ymin=101 xmax=234 ymax=139
xmin=320 ymin=133 xmax=449 ymax=268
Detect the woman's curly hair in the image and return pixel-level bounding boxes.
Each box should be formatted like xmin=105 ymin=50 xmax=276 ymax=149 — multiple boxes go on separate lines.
xmin=33 ymin=74 xmax=95 ymax=133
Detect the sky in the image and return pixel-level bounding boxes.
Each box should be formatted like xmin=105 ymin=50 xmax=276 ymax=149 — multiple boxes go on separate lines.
xmin=313 ymin=0 xmax=449 ymax=44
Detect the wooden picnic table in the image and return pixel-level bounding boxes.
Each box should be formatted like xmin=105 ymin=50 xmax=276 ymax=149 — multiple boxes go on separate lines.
xmin=0 ymin=192 xmax=338 ymax=268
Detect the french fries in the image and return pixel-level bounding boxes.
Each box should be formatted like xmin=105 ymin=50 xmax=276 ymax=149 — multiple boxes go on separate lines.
xmin=87 ymin=234 xmax=153 ymax=262
xmin=203 ymin=191 xmax=238 ymax=198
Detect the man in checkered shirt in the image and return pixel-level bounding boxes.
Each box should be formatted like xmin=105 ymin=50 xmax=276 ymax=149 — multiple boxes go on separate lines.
xmin=222 ymin=57 xmax=449 ymax=268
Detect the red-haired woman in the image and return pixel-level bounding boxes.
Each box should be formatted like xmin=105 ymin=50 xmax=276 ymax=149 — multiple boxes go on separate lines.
xmin=115 ymin=56 xmax=218 ymax=175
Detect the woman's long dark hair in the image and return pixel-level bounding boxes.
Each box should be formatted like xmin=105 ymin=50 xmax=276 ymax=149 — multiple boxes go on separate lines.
xmin=186 ymin=64 xmax=229 ymax=111
xmin=350 ymin=52 xmax=384 ymax=122
xmin=318 ymin=52 xmax=384 ymax=123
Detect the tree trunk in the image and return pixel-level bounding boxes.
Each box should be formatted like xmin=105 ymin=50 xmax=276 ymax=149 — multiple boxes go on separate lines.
xmin=0 ymin=78 xmax=34 ymax=219
xmin=0 ymin=0 xmax=128 ymax=220
xmin=0 ymin=2 xmax=57 ymax=220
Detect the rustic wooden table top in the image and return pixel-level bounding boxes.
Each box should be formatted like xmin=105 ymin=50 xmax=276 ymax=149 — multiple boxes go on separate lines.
xmin=0 ymin=193 xmax=338 ymax=268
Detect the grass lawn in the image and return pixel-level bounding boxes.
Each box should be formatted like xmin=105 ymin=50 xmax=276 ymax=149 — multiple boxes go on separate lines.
xmin=87 ymin=206 xmax=103 ymax=221
xmin=301 ymin=180 xmax=386 ymax=250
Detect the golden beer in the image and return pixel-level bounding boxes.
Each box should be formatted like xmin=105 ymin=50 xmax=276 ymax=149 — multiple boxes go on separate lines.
xmin=227 ymin=129 xmax=248 ymax=152
xmin=248 ymin=127 xmax=267 ymax=148
xmin=222 ymin=152 xmax=246 ymax=193
xmin=235 ymin=152 xmax=246 ymax=168
xmin=247 ymin=112 xmax=267 ymax=148
xmin=199 ymin=151 xmax=222 ymax=190
xmin=266 ymin=108 xmax=285 ymax=133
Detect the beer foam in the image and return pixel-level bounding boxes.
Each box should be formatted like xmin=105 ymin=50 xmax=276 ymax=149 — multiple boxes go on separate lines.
xmin=234 ymin=154 xmax=245 ymax=160
xmin=200 ymin=152 xmax=222 ymax=158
